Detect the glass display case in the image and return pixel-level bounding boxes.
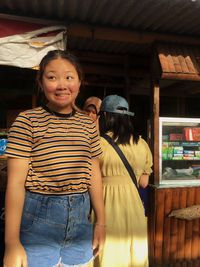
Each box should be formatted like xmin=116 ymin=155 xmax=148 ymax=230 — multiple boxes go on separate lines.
xmin=159 ymin=117 xmax=200 ymax=185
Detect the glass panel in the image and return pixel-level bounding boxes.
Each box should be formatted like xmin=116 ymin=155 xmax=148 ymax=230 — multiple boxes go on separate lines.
xmin=160 ymin=118 xmax=200 ymax=185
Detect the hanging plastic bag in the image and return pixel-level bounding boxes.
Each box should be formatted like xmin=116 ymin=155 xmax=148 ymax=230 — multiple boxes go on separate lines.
xmin=0 ymin=25 xmax=67 ymax=68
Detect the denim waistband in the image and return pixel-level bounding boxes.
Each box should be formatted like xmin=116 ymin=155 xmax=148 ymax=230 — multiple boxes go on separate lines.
xmin=25 ymin=190 xmax=89 ymax=204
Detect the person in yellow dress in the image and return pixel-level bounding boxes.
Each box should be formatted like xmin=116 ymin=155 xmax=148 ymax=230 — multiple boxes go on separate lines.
xmin=93 ymin=95 xmax=153 ymax=267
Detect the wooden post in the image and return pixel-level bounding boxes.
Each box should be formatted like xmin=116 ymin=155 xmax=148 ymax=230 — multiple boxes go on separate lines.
xmin=150 ymin=78 xmax=160 ymax=184
xmin=124 ymin=55 xmax=131 ymax=104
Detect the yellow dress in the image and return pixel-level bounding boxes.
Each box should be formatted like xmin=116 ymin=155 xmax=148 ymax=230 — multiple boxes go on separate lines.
xmin=93 ymin=135 xmax=153 ymax=267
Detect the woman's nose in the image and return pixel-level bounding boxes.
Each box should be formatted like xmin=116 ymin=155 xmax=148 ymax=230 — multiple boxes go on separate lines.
xmin=57 ymin=78 xmax=67 ymax=89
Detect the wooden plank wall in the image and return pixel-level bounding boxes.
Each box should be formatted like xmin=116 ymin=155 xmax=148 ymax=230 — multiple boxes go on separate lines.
xmin=148 ymin=186 xmax=200 ymax=267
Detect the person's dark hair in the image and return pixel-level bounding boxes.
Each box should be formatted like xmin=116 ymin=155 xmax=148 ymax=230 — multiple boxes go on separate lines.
xmin=99 ymin=112 xmax=139 ymax=145
xmin=36 ymin=49 xmax=83 ymax=86
xmin=36 ymin=49 xmax=83 ymax=107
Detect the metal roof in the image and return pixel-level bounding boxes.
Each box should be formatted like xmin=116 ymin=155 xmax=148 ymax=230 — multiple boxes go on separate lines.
xmin=1 ymin=0 xmax=200 ymax=97
xmin=1 ymin=0 xmax=200 ymax=36
xmin=1 ymin=0 xmax=200 ymax=56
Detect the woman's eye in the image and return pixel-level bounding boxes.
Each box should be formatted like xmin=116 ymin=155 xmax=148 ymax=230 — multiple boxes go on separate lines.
xmin=66 ymin=76 xmax=73 ymax=80
xmin=48 ymin=76 xmax=56 ymax=80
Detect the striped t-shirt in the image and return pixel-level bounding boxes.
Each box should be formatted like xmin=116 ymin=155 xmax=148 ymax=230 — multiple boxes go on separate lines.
xmin=5 ymin=106 xmax=102 ymax=195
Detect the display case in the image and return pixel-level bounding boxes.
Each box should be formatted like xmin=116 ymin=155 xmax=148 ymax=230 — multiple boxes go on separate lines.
xmin=159 ymin=117 xmax=200 ymax=185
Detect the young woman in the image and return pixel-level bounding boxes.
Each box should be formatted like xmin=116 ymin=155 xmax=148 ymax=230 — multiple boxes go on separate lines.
xmin=93 ymin=95 xmax=153 ymax=267
xmin=4 ymin=50 xmax=105 ymax=267
xmin=83 ymin=97 xmax=102 ymax=134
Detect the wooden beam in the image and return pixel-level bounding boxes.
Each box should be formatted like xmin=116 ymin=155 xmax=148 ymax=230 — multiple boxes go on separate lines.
xmin=68 ymin=23 xmax=200 ymax=45
xmin=161 ymin=73 xmax=200 ymax=81
xmin=72 ymin=50 xmax=150 ymax=67
xmin=82 ymin=63 xmax=149 ymax=78
xmin=83 ymin=81 xmax=123 ymax=88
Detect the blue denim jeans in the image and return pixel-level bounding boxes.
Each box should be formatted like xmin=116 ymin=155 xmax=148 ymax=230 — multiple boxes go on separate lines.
xmin=20 ymin=191 xmax=94 ymax=267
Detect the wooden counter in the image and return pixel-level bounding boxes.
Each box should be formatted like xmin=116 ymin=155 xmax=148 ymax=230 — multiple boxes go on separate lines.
xmin=148 ymin=185 xmax=200 ymax=266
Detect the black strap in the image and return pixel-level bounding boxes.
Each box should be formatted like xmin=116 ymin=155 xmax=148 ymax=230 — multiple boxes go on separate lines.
xmin=102 ymin=134 xmax=139 ymax=191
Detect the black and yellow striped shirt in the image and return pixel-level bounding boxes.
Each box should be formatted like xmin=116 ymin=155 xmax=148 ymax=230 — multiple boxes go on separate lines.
xmin=5 ymin=107 xmax=102 ymax=195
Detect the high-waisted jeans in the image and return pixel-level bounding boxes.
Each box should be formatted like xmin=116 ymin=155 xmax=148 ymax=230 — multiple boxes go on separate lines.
xmin=20 ymin=190 xmax=93 ymax=267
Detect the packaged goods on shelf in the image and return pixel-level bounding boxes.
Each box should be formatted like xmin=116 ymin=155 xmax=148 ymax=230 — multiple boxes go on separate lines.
xmin=162 ymin=142 xmax=175 ymax=160
xmin=173 ymin=146 xmax=183 ymax=154
xmin=173 ymin=152 xmax=183 ymax=156
xmin=183 ymin=150 xmax=194 ymax=159
xmin=183 ymin=150 xmax=194 ymax=154
xmin=172 ymin=146 xmax=183 ymax=160
xmin=183 ymin=127 xmax=200 ymax=141
xmin=183 ymin=157 xmax=194 ymax=160
xmin=160 ymin=117 xmax=200 ymax=184
xmin=183 ymin=155 xmax=194 ymax=159
xmin=169 ymin=133 xmax=184 ymax=141
xmin=174 ymin=146 xmax=183 ymax=151
xmin=0 ymin=139 xmax=7 ymax=156
xmin=162 ymin=135 xmax=169 ymax=141
xmin=162 ymin=142 xmax=168 ymax=160
xmin=195 ymin=151 xmax=200 ymax=158
xmin=181 ymin=142 xmax=200 ymax=147
xmin=167 ymin=147 xmax=173 ymax=159
xmin=172 ymin=156 xmax=183 ymax=160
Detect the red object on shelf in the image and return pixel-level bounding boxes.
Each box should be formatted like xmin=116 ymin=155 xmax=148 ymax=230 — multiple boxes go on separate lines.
xmin=183 ymin=128 xmax=200 ymax=141
xmin=169 ymin=133 xmax=184 ymax=140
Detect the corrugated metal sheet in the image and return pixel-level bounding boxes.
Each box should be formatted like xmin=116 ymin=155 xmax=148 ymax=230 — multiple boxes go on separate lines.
xmin=1 ymin=0 xmax=200 ymax=57
xmin=1 ymin=0 xmax=200 ymax=35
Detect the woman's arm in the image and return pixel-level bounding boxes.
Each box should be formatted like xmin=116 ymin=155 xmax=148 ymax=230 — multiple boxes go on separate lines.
xmin=138 ymin=139 xmax=153 ymax=188
xmin=4 ymin=157 xmax=29 ymax=267
xmin=88 ymin=157 xmax=106 ymax=257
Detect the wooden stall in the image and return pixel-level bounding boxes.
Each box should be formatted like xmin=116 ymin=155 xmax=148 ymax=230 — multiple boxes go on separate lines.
xmin=148 ymin=43 xmax=200 ymax=266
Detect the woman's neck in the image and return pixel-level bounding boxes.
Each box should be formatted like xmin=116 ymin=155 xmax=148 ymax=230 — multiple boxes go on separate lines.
xmin=44 ymin=105 xmax=75 ymax=118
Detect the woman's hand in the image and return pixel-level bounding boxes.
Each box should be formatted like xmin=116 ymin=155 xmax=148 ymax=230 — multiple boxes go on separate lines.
xmin=138 ymin=174 xmax=149 ymax=188
xmin=4 ymin=241 xmax=27 ymax=267
xmin=92 ymin=224 xmax=106 ymax=257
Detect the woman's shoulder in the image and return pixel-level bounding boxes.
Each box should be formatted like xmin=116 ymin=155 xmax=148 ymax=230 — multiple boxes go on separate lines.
xmin=18 ymin=107 xmax=47 ymax=117
xmin=132 ymin=135 xmax=149 ymax=147
xmin=135 ymin=136 xmax=152 ymax=155
xmin=74 ymin=111 xmax=95 ymax=125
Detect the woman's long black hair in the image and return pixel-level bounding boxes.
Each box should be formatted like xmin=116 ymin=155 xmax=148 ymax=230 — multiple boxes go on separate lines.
xmin=99 ymin=111 xmax=139 ymax=145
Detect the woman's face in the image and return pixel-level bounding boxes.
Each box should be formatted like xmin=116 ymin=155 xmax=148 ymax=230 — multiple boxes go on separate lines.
xmin=41 ymin=57 xmax=80 ymax=113
xmin=85 ymin=105 xmax=98 ymax=121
